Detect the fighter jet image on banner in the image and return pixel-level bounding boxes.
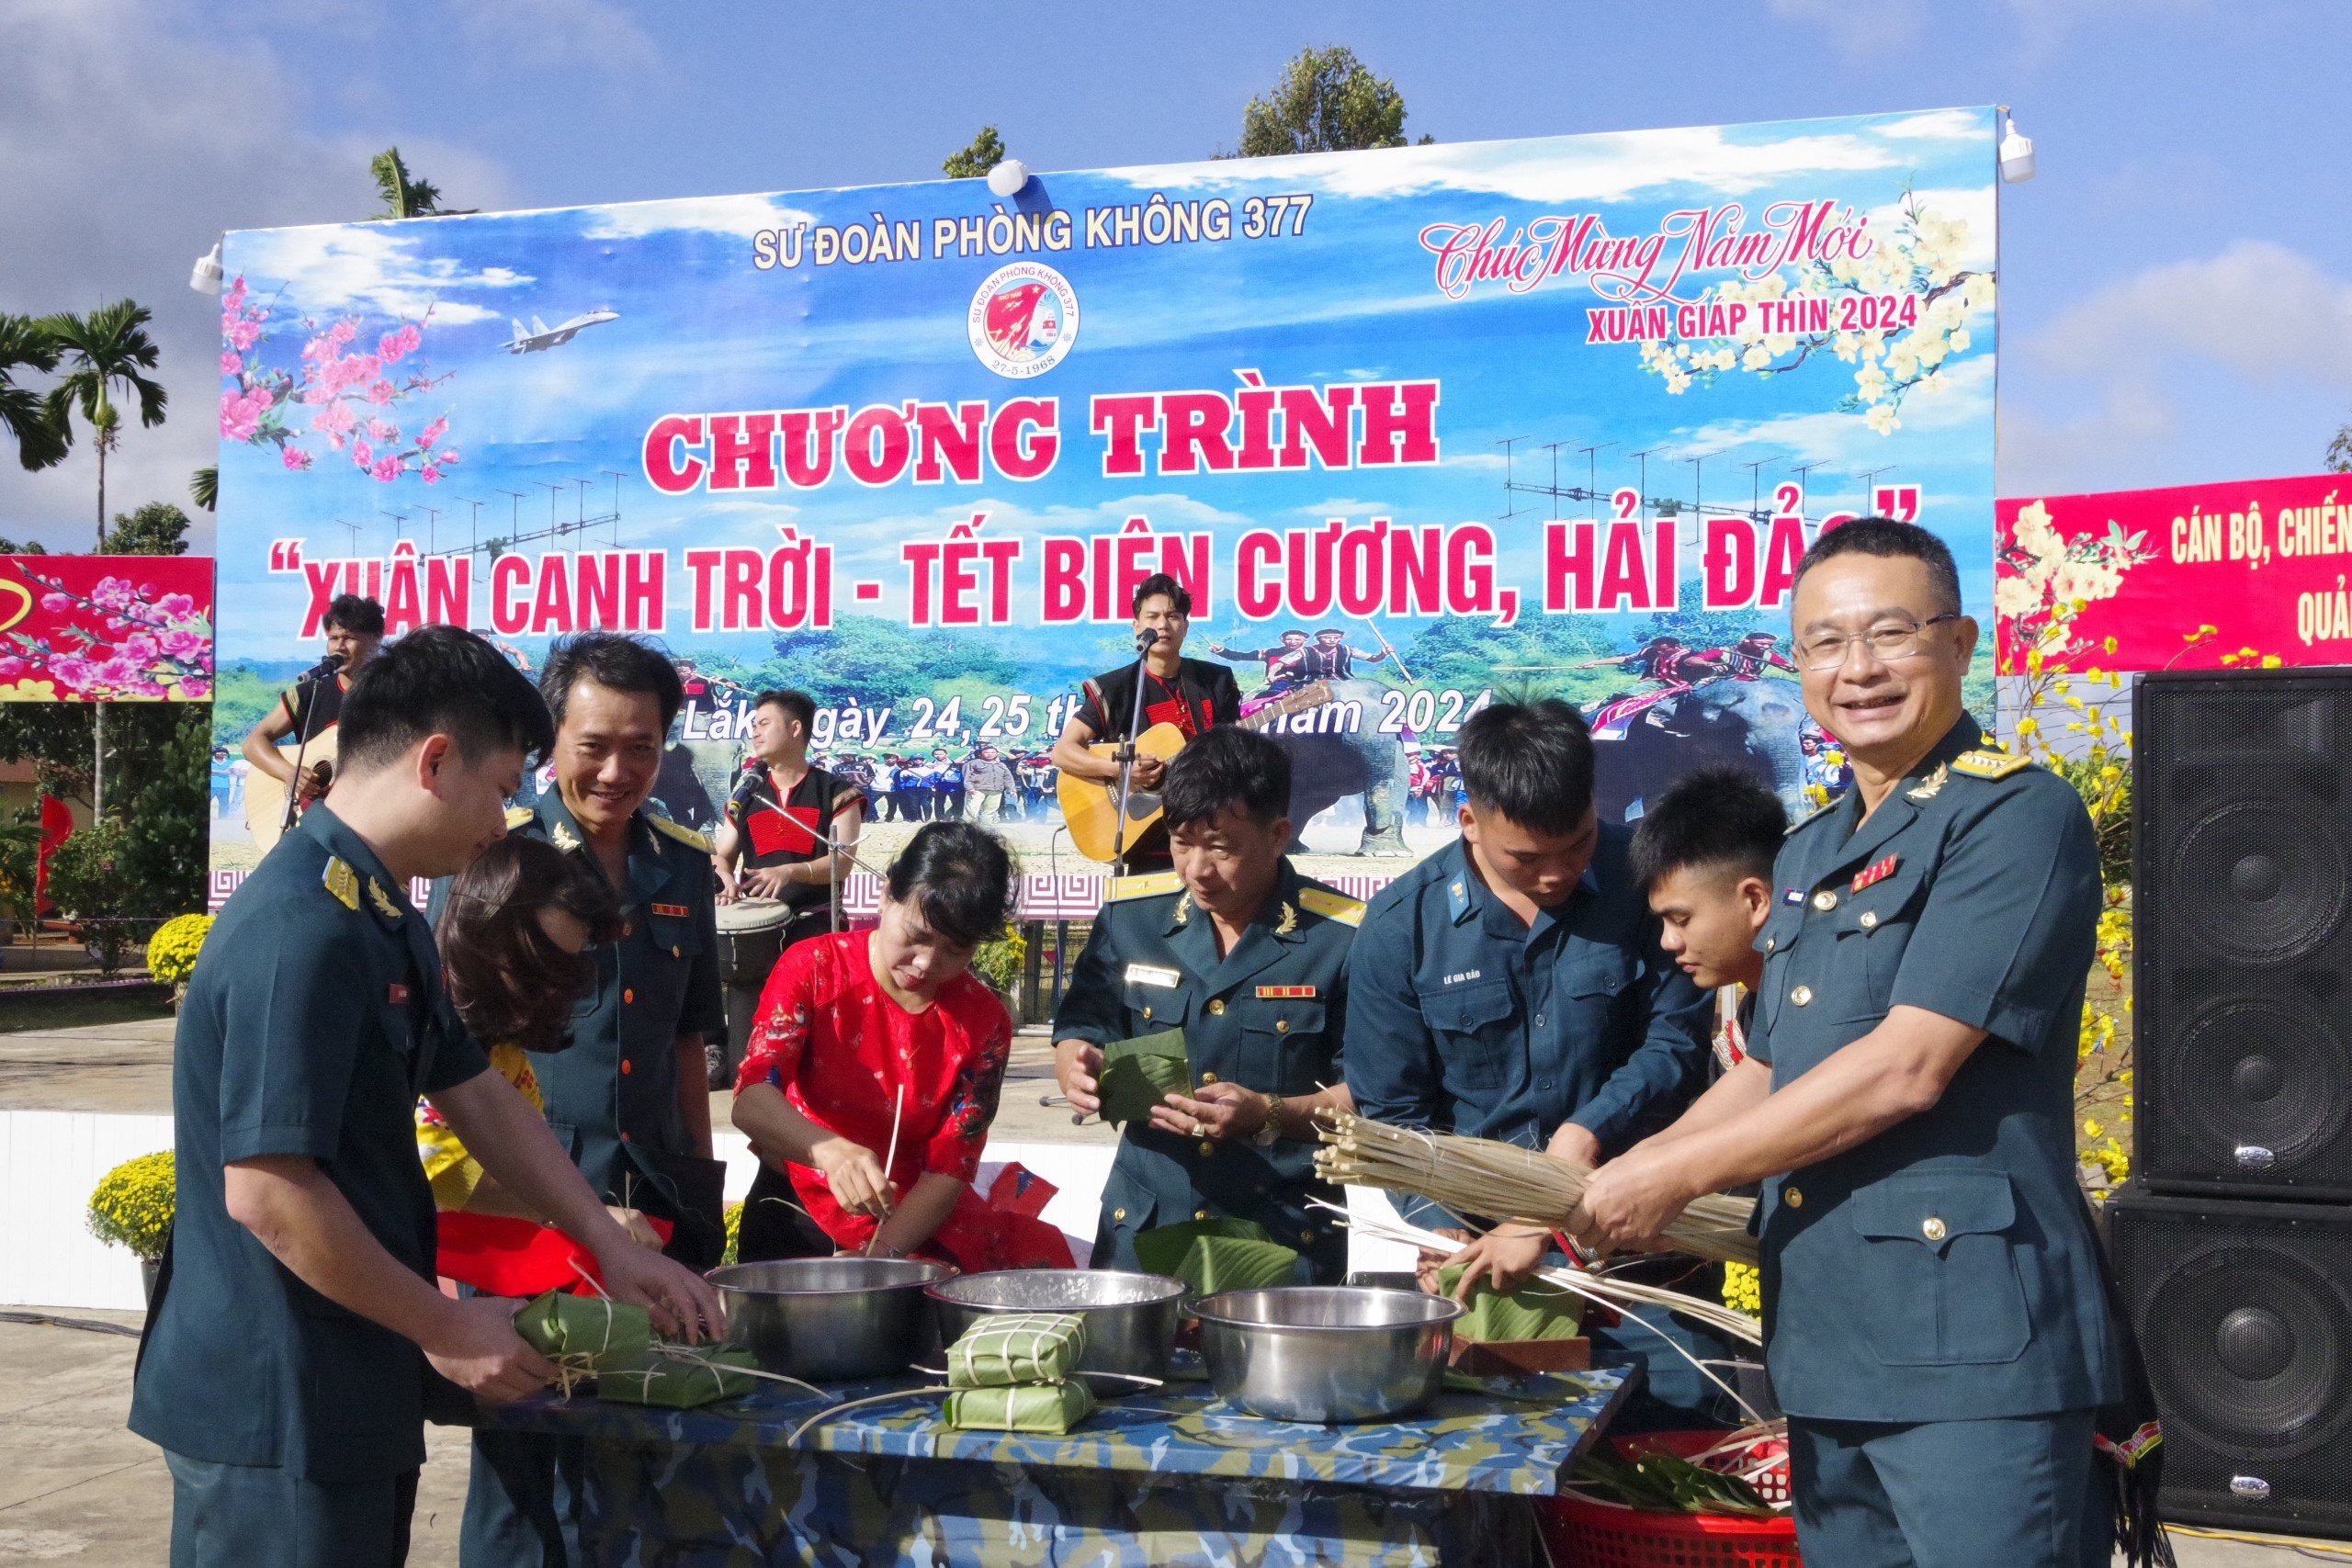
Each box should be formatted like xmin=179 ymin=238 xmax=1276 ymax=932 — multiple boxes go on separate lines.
xmin=503 ymin=308 xmax=619 ymax=353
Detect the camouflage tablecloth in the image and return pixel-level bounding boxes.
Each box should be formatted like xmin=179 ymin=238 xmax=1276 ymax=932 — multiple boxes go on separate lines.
xmin=472 ymin=1366 xmax=1632 ymax=1565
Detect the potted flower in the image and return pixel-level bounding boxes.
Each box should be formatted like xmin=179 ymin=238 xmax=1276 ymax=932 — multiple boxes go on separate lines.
xmin=145 ymin=913 xmax=214 ymax=1005
xmin=88 ymin=1150 xmax=175 ymax=1303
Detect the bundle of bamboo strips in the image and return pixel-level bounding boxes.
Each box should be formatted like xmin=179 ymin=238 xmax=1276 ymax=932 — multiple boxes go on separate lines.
xmin=1314 ymin=1111 xmax=1761 ymax=1267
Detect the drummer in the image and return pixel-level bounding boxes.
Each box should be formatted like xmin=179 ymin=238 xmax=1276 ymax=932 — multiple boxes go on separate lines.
xmin=713 ymin=689 xmax=864 ymax=950
xmin=730 ymin=821 xmax=1071 ymax=1269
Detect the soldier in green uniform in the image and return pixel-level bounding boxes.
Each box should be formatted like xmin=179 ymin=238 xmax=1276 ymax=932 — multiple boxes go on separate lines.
xmin=130 ymin=626 xmax=721 ymax=1568
xmin=1050 ymin=726 xmax=1362 ymax=1280
xmin=458 ymin=632 xmax=728 ymax=1568
xmin=1577 ymin=520 xmax=2120 ymax=1568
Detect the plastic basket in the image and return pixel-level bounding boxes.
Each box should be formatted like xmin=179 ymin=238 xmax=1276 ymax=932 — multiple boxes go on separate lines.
xmin=1540 ymin=1430 xmax=1800 ymax=1568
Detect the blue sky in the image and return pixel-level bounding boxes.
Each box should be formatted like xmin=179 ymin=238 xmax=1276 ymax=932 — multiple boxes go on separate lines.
xmin=4 ymin=0 xmax=2349 ymax=557
xmin=212 ymin=108 xmax=1998 ymax=668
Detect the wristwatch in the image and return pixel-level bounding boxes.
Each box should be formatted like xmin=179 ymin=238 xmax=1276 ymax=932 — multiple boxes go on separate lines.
xmin=1250 ymin=1093 xmax=1284 ymax=1148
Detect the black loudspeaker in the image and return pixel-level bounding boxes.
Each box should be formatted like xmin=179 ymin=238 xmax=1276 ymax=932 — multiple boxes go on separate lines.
xmin=2105 ymin=1187 xmax=2352 ymax=1537
xmin=2134 ymin=671 xmax=2352 ymax=1199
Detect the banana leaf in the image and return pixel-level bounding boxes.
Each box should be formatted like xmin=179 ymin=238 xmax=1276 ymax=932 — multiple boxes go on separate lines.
xmin=945 ymin=1378 xmax=1098 ymax=1434
xmin=1133 ymin=1216 xmax=1300 ymax=1295
xmin=1573 ymin=1446 xmax=1776 ymax=1517
xmin=514 ymin=1290 xmax=653 ymax=1367
xmin=1097 ymin=1029 xmax=1192 ymax=1126
xmin=1437 ymin=1266 xmax=1585 ymax=1343
xmin=946 ymin=1313 xmax=1086 ymax=1389
xmin=594 ymin=1347 xmax=761 ymax=1408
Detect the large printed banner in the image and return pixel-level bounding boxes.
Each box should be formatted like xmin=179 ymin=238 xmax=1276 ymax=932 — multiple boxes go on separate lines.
xmin=0 ymin=555 xmax=213 ymax=702
xmin=1996 ymin=474 xmax=2352 ymax=673
xmin=213 ymin=108 xmax=2001 ymax=908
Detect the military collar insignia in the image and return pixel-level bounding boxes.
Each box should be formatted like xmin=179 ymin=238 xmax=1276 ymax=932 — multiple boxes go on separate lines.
xmin=322 ymin=856 xmax=360 ymax=912
xmin=1171 ymin=892 xmax=1192 ymax=927
xmin=550 ymin=820 xmax=582 ymax=853
xmin=1905 ymin=761 xmax=1950 ymax=801
xmin=367 ymin=876 xmax=403 ymax=922
xmin=1273 ymin=901 xmax=1298 ymax=937
xmin=1851 ymin=854 xmax=1901 ymax=893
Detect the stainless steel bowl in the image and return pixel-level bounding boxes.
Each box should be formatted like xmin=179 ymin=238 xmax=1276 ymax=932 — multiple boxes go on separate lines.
xmin=926 ymin=1269 xmax=1186 ymax=1381
xmin=707 ymin=1257 xmax=956 ymax=1382
xmin=1193 ymin=1285 xmax=1463 ymax=1424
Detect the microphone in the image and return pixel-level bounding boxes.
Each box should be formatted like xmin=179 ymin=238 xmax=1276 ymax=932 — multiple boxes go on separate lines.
xmin=298 ymin=652 xmax=345 ymax=682
xmin=1134 ymin=627 xmax=1160 ymax=653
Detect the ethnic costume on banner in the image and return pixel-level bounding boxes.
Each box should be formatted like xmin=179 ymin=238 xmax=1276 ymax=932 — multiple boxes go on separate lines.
xmin=1753 ymin=716 xmax=2120 ymax=1567
xmin=1051 ymin=860 xmax=1361 ymax=1281
xmin=732 ymin=929 xmax=1069 ymax=1269
xmin=131 ymin=806 xmax=488 ymax=1568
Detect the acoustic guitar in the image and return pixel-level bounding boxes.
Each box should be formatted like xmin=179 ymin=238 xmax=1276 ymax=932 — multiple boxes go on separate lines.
xmin=243 ymin=728 xmax=338 ymax=856
xmin=1057 ymin=682 xmax=1332 ymax=863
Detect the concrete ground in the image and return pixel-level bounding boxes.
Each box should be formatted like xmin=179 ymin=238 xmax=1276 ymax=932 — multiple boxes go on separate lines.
xmin=0 ymin=1013 xmax=2327 ymax=1565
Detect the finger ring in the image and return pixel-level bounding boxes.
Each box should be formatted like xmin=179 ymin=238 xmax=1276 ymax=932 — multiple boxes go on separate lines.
xmin=1193 ymin=1120 xmax=1207 ymax=1138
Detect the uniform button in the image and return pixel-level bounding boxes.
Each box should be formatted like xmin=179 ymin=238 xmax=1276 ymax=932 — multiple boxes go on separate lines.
xmin=1114 ymin=1207 xmax=1127 ymax=1223
xmin=624 ymin=987 xmax=636 ymax=1005
xmin=1784 ymin=1187 xmax=1803 ymax=1208
xmin=1274 ymin=1020 xmax=1288 ymax=1033
xmin=1193 ymin=1208 xmax=1210 ymax=1222
xmin=1207 ymin=999 xmax=1226 ymax=1016
xmin=1812 ymin=890 xmax=1838 ymax=911
xmin=620 ymin=1059 xmax=632 ymax=1076
xmin=1142 ymin=1005 xmax=1153 ymax=1019
xmin=1792 ymin=986 xmax=1813 ymax=1007
xmin=1922 ymin=1216 xmax=1948 ymax=1243
xmin=1765 ymin=936 xmax=1777 ymax=953
xmin=622 ymin=922 xmax=634 ymax=937
xmin=1859 ymin=911 xmax=1879 ymax=931
xmin=1298 ymin=1227 xmax=1314 ymax=1243
xmin=1199 ymin=1141 xmax=1216 ymax=1157
xmin=672 ymin=945 xmax=683 ymax=959
xmin=1200 ymin=1071 xmax=1219 ymax=1085
xmin=1534 ymin=1014 xmax=1545 ymax=1028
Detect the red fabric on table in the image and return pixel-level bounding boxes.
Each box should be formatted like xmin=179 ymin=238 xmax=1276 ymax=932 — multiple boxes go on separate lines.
xmin=435 ymin=1211 xmax=674 ymax=1297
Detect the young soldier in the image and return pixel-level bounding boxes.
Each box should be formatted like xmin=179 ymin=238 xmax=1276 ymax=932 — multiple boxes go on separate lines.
xmin=1051 ymin=727 xmax=1360 ymax=1280
xmin=1578 ymin=520 xmax=2120 ymax=1568
xmin=1627 ymin=767 xmax=1789 ymax=1077
xmin=132 ymin=626 xmax=719 ymax=1568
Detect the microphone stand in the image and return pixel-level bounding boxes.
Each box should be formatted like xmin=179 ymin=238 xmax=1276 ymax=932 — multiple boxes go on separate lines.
xmin=1109 ymin=630 xmax=1159 ymax=877
xmin=279 ymin=658 xmax=341 ymax=835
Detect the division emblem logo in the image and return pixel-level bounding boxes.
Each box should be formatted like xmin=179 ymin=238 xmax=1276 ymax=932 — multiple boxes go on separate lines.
xmin=967 ymin=261 xmax=1079 ymax=378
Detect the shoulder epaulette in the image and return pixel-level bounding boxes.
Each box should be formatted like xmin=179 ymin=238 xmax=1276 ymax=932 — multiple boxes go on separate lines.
xmin=1105 ymin=871 xmax=1182 ymax=902
xmin=1297 ymin=886 xmax=1366 ymax=927
xmin=1951 ymin=749 xmax=2032 ymax=781
xmin=322 ymin=855 xmax=360 ymax=912
xmin=649 ymin=814 xmax=712 ymax=852
xmin=505 ymin=805 xmax=537 ymax=829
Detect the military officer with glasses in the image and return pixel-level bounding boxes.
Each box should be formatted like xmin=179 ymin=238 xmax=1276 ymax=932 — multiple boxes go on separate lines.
xmin=1572 ymin=519 xmax=2125 ymax=1568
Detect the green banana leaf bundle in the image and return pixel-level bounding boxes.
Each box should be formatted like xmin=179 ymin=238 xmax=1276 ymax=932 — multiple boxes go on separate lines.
xmin=1097 ymin=1029 xmax=1192 ymax=1126
xmin=1573 ymin=1445 xmax=1776 ymax=1518
xmin=594 ymin=1347 xmax=762 ymax=1408
xmin=1133 ymin=1216 xmax=1300 ymax=1295
xmin=944 ymin=1379 xmax=1098 ymax=1435
xmin=514 ymin=1291 xmax=653 ymax=1367
xmin=946 ymin=1314 xmax=1087 ymax=1389
xmin=1437 ymin=1266 xmax=1585 ymax=1343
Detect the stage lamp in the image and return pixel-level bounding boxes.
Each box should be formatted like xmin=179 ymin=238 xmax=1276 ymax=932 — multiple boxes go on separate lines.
xmin=986 ymin=158 xmax=1030 ymax=198
xmin=1999 ymin=114 xmax=2036 ymax=185
xmin=190 ymin=239 xmax=224 ymax=295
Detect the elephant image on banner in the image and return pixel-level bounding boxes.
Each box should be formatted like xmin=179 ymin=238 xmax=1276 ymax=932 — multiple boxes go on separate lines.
xmin=1591 ymin=677 xmax=1810 ymax=824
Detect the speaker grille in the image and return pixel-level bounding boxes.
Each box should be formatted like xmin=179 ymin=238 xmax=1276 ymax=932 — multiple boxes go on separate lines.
xmin=2136 ymin=672 xmax=2352 ymax=1197
xmin=2108 ymin=1190 xmax=2352 ymax=1536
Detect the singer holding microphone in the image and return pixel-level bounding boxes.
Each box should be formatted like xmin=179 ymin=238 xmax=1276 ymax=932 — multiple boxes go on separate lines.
xmin=1049 ymin=573 xmax=1239 ymax=869
xmin=241 ymin=594 xmax=386 ymax=829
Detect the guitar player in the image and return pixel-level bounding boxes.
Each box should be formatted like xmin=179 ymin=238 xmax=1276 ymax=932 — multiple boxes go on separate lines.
xmin=239 ymin=592 xmax=384 ymax=819
xmin=1049 ymin=573 xmax=1239 ymax=865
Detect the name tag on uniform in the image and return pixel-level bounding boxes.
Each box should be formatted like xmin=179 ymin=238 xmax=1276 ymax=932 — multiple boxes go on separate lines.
xmin=1256 ymin=985 xmax=1317 ymax=998
xmin=388 ymin=983 xmax=411 ymax=1005
xmin=650 ymin=902 xmax=690 ymax=919
xmin=1125 ymin=964 xmax=1182 ymax=988
xmin=1782 ymin=887 xmax=1805 ymax=904
xmin=1851 ymin=855 xmax=1901 ymax=893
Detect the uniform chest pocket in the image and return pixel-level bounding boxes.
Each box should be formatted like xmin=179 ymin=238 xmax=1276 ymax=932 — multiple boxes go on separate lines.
xmin=1830 ymin=865 xmax=1928 ymax=1011
xmin=1565 ymin=952 xmax=1635 ymax=1003
xmin=1423 ymin=980 xmax=1517 ymax=1092
xmin=1241 ymin=999 xmax=1330 ymax=1095
xmin=647 ymin=913 xmax=702 ymax=964
xmin=1123 ymin=978 xmax=1193 ymax=1030
xmin=1847 ymin=1170 xmax=2030 ymax=1367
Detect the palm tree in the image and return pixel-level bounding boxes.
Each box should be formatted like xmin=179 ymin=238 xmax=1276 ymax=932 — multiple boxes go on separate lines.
xmin=190 ymin=465 xmax=217 ymax=512
xmin=39 ymin=300 xmax=168 ymax=550
xmin=0 ymin=314 xmax=67 ymax=473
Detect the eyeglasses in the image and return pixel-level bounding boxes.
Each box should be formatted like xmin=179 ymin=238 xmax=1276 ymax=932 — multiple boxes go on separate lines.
xmin=1795 ymin=613 xmax=1960 ymax=671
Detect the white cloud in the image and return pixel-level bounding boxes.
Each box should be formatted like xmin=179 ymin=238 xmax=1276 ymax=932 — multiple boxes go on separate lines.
xmin=1877 ymin=109 xmax=1986 ymax=141
xmin=1098 ymin=122 xmax=1900 ymax=204
xmin=1999 ymin=385 xmax=2181 ymax=496
xmin=2031 ymin=240 xmax=2352 ymax=388
xmin=580 ymin=194 xmax=820 ymax=241
xmin=444 ymin=0 xmax=660 ymax=76
xmin=231 ymin=225 xmax=537 ymax=326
